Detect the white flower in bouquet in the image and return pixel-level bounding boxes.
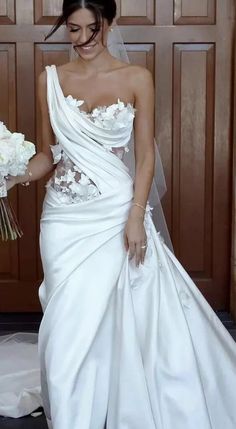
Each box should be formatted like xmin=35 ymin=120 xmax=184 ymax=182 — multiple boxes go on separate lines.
xmin=0 ymin=126 xmax=35 ymax=187
xmin=0 ymin=121 xmax=36 ymax=240
xmin=0 ymin=122 xmax=12 ymax=140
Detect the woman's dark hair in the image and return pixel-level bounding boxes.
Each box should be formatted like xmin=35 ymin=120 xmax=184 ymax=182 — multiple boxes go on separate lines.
xmin=44 ymin=0 xmax=117 ymax=48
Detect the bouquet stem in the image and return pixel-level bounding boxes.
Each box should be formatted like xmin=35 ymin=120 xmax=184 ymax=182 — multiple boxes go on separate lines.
xmin=0 ymin=197 xmax=23 ymax=241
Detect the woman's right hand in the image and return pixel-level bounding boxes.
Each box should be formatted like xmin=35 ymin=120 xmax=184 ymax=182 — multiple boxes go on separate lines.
xmin=6 ymin=175 xmax=17 ymax=191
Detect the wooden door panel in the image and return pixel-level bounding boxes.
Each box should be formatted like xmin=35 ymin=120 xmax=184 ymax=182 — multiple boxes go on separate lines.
xmin=0 ymin=44 xmax=16 ymax=126
xmin=172 ymin=44 xmax=215 ymax=291
xmin=0 ymin=42 xmax=19 ymax=309
xmin=35 ymin=0 xmax=62 ymax=24
xmin=117 ymin=0 xmax=155 ymax=24
xmin=174 ymin=0 xmax=216 ymax=24
xmin=0 ymin=0 xmax=234 ymax=311
xmin=0 ymin=0 xmax=15 ymax=24
xmin=126 ymin=44 xmax=154 ymax=72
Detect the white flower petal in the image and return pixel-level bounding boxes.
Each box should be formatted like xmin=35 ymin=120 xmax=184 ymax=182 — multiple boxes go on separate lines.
xmin=65 ymin=95 xmax=85 ymax=108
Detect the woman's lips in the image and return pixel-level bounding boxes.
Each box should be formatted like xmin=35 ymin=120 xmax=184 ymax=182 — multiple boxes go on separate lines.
xmin=79 ymin=44 xmax=96 ymax=52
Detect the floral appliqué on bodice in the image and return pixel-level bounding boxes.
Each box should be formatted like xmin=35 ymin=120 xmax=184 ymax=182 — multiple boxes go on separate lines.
xmin=46 ymin=97 xmax=136 ymax=204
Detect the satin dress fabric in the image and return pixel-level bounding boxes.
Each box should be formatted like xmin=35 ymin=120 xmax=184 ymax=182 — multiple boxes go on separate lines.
xmin=0 ymin=64 xmax=236 ymax=429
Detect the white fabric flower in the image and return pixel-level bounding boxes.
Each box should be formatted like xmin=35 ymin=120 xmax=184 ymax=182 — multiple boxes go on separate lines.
xmin=66 ymin=169 xmax=76 ymax=182
xmin=87 ymin=184 xmax=100 ymax=199
xmin=117 ymin=98 xmax=125 ymax=110
xmin=103 ymin=104 xmax=119 ymax=117
xmin=54 ymin=176 xmax=62 ymax=185
xmin=73 ymin=165 xmax=82 ymax=173
xmin=65 ymin=95 xmax=85 ymax=108
xmin=115 ymin=108 xmax=135 ymax=129
xmin=91 ymin=108 xmax=102 ymax=118
xmin=79 ymin=173 xmax=91 ymax=186
xmin=50 ymin=143 xmax=63 ymax=164
xmin=69 ymin=181 xmax=87 ymax=197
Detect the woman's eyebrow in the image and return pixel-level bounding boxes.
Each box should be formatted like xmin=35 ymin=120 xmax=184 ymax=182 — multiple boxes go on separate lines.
xmin=67 ymin=22 xmax=97 ymax=27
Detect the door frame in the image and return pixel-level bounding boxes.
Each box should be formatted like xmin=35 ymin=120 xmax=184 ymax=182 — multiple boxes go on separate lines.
xmin=231 ymin=22 xmax=236 ymax=319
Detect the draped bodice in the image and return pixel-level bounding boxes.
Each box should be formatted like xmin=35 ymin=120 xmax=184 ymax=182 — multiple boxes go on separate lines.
xmin=45 ymin=65 xmax=136 ymax=203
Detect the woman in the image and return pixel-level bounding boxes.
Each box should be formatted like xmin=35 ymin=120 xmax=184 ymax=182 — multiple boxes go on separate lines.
xmin=2 ymin=1 xmax=236 ymax=428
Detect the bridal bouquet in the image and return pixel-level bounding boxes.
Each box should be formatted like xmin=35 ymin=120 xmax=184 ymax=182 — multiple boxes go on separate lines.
xmin=0 ymin=122 xmax=36 ymax=241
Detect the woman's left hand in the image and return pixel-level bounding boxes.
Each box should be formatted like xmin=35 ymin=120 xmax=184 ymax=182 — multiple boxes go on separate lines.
xmin=124 ymin=212 xmax=147 ymax=267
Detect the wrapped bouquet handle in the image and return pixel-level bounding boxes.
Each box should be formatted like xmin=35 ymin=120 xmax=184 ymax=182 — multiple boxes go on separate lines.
xmin=0 ymin=123 xmax=36 ymax=241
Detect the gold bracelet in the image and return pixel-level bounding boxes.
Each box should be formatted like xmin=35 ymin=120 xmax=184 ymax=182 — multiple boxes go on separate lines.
xmin=20 ymin=169 xmax=32 ymax=187
xmin=131 ymin=202 xmax=146 ymax=212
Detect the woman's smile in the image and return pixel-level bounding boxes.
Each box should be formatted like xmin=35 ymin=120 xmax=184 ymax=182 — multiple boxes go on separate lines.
xmin=76 ymin=43 xmax=97 ymax=53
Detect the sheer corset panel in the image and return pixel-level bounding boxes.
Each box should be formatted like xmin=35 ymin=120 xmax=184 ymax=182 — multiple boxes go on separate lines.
xmin=46 ymin=143 xmax=129 ymax=204
xmin=46 ymin=148 xmax=100 ymax=204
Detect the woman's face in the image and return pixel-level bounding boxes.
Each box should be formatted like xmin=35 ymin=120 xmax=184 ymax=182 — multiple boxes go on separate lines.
xmin=67 ymin=7 xmax=111 ymax=60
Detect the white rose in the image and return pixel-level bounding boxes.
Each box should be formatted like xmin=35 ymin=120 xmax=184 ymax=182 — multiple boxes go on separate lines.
xmin=0 ymin=122 xmax=12 ymax=140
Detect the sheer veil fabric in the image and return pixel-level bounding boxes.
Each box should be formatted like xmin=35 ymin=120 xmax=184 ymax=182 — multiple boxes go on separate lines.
xmin=0 ymin=16 xmax=236 ymax=429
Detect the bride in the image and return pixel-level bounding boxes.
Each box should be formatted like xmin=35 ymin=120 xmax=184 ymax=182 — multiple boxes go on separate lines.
xmin=1 ymin=0 xmax=236 ymax=428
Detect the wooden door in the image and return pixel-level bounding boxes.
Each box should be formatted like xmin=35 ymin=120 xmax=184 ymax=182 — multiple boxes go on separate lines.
xmin=0 ymin=0 xmax=235 ymax=311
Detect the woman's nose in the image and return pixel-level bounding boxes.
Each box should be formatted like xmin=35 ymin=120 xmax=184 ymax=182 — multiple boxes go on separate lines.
xmin=78 ymin=28 xmax=90 ymax=44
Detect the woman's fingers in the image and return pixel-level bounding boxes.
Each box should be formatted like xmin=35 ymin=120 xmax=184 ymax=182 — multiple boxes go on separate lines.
xmin=128 ymin=241 xmax=147 ymax=266
xmin=123 ymin=233 xmax=129 ymax=252
xmin=136 ymin=242 xmax=147 ymax=266
xmin=135 ymin=245 xmax=142 ymax=267
xmin=141 ymin=245 xmax=147 ymax=265
xmin=128 ymin=241 xmax=136 ymax=261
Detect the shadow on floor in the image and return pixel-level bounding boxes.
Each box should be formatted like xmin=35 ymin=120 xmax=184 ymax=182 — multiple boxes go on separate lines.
xmin=0 ymin=407 xmax=47 ymax=429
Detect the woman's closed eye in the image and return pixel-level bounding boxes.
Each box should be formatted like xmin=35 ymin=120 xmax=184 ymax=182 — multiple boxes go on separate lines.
xmin=69 ymin=27 xmax=98 ymax=33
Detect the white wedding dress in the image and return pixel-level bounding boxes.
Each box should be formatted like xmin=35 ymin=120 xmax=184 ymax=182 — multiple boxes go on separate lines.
xmin=0 ymin=64 xmax=236 ymax=429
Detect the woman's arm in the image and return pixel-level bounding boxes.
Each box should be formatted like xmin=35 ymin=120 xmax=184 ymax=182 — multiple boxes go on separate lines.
xmin=131 ymin=66 xmax=155 ymax=212
xmin=124 ymin=66 xmax=155 ymax=266
xmin=6 ymin=71 xmax=56 ymax=190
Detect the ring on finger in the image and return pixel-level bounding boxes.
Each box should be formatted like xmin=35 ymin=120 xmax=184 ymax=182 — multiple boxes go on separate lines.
xmin=140 ymin=244 xmax=147 ymax=249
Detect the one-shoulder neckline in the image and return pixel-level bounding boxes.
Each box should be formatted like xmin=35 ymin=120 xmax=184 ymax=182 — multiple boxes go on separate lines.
xmin=50 ymin=64 xmax=135 ymax=116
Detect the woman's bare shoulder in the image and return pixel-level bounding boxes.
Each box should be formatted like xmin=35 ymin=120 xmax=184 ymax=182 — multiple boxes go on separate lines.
xmin=56 ymin=61 xmax=75 ymax=72
xmin=52 ymin=62 xmax=75 ymax=82
xmin=124 ymin=64 xmax=154 ymax=95
xmin=125 ymin=64 xmax=153 ymax=80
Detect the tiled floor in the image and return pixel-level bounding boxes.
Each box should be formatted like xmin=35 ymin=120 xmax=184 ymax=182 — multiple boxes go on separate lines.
xmin=0 ymin=311 xmax=235 ymax=428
